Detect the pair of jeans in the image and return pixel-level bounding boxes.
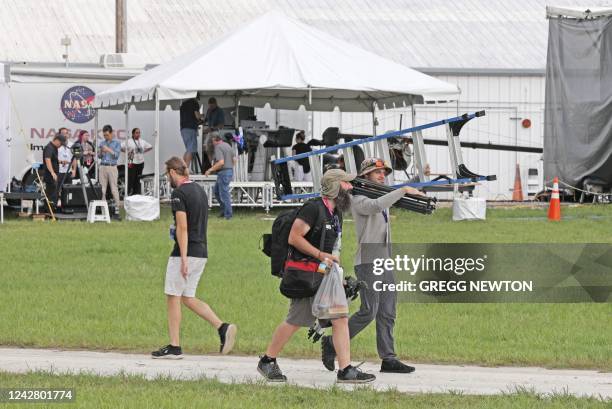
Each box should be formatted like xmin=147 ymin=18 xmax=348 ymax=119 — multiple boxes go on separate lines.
xmin=180 ymin=128 xmax=198 ymax=153
xmin=214 ymin=169 xmax=233 ymax=219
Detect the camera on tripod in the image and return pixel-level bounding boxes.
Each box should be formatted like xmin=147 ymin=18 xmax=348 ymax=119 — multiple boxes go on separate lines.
xmin=71 ymin=143 xmax=83 ymax=160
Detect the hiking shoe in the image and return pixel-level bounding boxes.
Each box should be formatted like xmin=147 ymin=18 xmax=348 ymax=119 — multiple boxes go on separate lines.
xmin=337 ymin=364 xmax=376 ymax=384
xmin=321 ymin=335 xmax=336 ymax=371
xmin=257 ymin=356 xmax=287 ymax=382
xmin=218 ymin=323 xmax=237 ymax=355
xmin=380 ymin=359 xmax=415 ymax=374
xmin=151 ymin=344 xmax=183 ymax=359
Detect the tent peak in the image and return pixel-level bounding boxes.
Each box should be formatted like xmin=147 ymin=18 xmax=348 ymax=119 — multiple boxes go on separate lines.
xmin=95 ymin=11 xmax=459 ymax=110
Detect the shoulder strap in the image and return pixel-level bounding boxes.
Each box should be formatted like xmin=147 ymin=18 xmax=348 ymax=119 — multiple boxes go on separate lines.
xmin=316 ymin=199 xmax=328 ymax=251
xmin=288 ymin=200 xmax=329 ymax=261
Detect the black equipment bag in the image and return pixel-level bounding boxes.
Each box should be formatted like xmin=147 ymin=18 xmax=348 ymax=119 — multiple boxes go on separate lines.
xmin=261 ymin=199 xmax=329 ymax=298
xmin=60 ymin=184 xmax=102 ymax=209
xmin=261 ymin=207 xmax=301 ymax=277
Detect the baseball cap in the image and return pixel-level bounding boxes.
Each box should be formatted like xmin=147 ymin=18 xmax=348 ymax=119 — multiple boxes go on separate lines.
xmin=321 ymin=168 xmax=356 ymax=199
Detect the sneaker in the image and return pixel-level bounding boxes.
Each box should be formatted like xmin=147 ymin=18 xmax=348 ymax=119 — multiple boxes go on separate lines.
xmin=151 ymin=344 xmax=183 ymax=359
xmin=321 ymin=335 xmax=336 ymax=371
xmin=218 ymin=323 xmax=237 ymax=355
xmin=380 ymin=359 xmax=415 ymax=374
xmin=337 ymin=364 xmax=376 ymax=384
xmin=257 ymin=356 xmax=287 ymax=382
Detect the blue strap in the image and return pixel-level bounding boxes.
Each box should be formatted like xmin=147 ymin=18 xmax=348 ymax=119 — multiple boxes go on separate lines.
xmin=279 ymin=176 xmax=486 ymax=201
xmin=273 ymin=112 xmax=482 ymax=165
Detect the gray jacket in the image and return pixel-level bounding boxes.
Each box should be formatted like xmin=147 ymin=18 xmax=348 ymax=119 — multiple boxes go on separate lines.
xmin=351 ymin=188 xmax=406 ymax=265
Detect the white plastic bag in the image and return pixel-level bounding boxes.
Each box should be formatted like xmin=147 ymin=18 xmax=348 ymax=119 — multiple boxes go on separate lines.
xmin=124 ymin=195 xmax=160 ymax=221
xmin=452 ymin=197 xmax=486 ymax=221
xmin=312 ymin=263 xmax=349 ymax=319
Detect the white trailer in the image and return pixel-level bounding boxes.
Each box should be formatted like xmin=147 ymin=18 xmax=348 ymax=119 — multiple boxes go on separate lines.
xmin=0 ymin=62 xmax=186 ymax=193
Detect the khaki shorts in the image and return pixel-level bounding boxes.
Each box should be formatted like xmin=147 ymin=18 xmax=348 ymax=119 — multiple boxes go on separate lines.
xmin=285 ymin=297 xmax=329 ymax=328
xmin=286 ymin=297 xmax=316 ymax=327
xmin=285 ymin=297 xmax=333 ymax=328
xmin=164 ymin=257 xmax=207 ymax=297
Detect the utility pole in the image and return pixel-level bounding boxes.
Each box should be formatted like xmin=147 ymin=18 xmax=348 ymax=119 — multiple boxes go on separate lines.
xmin=61 ymin=36 xmax=71 ymax=67
xmin=116 ymin=0 xmax=127 ymax=53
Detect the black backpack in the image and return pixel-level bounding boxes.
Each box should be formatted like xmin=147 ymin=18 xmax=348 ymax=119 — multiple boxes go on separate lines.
xmin=261 ymin=199 xmax=325 ymax=278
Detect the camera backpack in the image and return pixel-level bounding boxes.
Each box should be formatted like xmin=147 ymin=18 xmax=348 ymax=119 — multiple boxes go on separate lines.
xmin=261 ymin=199 xmax=325 ymax=278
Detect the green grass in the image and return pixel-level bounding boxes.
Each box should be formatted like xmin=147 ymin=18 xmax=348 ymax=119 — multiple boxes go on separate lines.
xmin=0 ymin=371 xmax=608 ymax=409
xmin=0 ymin=205 xmax=611 ymax=370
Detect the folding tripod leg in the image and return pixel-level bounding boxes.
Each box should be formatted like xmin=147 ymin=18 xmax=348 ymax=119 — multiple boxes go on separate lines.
xmin=35 ymin=168 xmax=56 ymax=221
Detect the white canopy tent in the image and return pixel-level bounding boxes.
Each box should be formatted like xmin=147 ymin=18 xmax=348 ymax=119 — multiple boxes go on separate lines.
xmin=546 ymin=6 xmax=612 ymax=19
xmin=94 ymin=11 xmax=460 ymax=199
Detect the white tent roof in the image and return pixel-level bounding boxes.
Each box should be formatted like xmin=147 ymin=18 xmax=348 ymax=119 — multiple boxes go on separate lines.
xmin=547 ymin=5 xmax=612 ymax=18
xmin=94 ymin=11 xmax=459 ymax=112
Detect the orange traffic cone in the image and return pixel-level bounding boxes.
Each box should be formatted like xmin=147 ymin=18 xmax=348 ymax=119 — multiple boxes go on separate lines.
xmin=512 ymin=164 xmax=524 ymax=201
xmin=548 ymin=177 xmax=561 ymax=221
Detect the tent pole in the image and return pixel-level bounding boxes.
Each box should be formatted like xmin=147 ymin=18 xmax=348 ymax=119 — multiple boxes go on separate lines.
xmin=234 ymin=93 xmax=246 ymax=181
xmin=371 ymin=102 xmax=377 ymax=157
xmin=371 ymin=103 xmax=377 ymax=136
xmin=124 ymin=103 xmax=129 ymax=199
xmin=154 ymin=88 xmax=160 ymax=199
xmin=94 ymin=109 xmax=99 ymax=181
xmin=234 ymin=94 xmax=239 ymax=128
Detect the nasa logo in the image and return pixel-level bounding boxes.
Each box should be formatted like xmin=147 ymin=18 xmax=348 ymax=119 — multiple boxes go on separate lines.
xmin=60 ymin=86 xmax=96 ymax=124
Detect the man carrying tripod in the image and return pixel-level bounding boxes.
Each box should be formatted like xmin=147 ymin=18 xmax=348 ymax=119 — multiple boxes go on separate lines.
xmin=258 ymin=169 xmax=376 ymax=384
xmin=320 ymin=158 xmax=425 ymax=374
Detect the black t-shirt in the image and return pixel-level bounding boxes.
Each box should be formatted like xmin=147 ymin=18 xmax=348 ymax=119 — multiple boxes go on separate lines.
xmin=170 ymin=182 xmax=208 ymax=258
xmin=292 ymin=142 xmax=312 ymax=173
xmin=290 ymin=198 xmax=342 ymax=260
xmin=43 ymin=142 xmax=59 ymax=180
xmin=180 ymin=99 xmax=200 ymax=129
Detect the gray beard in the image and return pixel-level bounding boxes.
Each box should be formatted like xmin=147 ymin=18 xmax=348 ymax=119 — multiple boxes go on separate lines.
xmin=335 ymin=188 xmax=352 ymax=212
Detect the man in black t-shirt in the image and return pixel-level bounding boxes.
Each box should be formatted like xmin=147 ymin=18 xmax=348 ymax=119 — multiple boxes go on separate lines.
xmin=152 ymin=157 xmax=237 ymax=360
xmin=42 ymin=134 xmax=65 ymax=210
xmin=291 ymin=131 xmax=312 ymax=182
xmin=258 ymin=169 xmax=376 ymax=384
xmin=179 ymin=98 xmax=202 ymax=169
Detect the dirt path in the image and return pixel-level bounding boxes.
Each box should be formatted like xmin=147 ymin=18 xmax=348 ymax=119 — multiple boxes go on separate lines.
xmin=0 ymin=348 xmax=609 ymax=397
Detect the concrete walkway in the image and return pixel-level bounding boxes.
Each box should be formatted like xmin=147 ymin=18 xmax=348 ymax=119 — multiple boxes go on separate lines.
xmin=0 ymin=348 xmax=610 ymax=398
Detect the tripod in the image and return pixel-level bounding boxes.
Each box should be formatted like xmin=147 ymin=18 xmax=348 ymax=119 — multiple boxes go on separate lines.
xmin=75 ymin=159 xmax=98 ymax=209
xmin=56 ymin=153 xmax=99 ymax=213
xmin=191 ymin=152 xmax=203 ymax=174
